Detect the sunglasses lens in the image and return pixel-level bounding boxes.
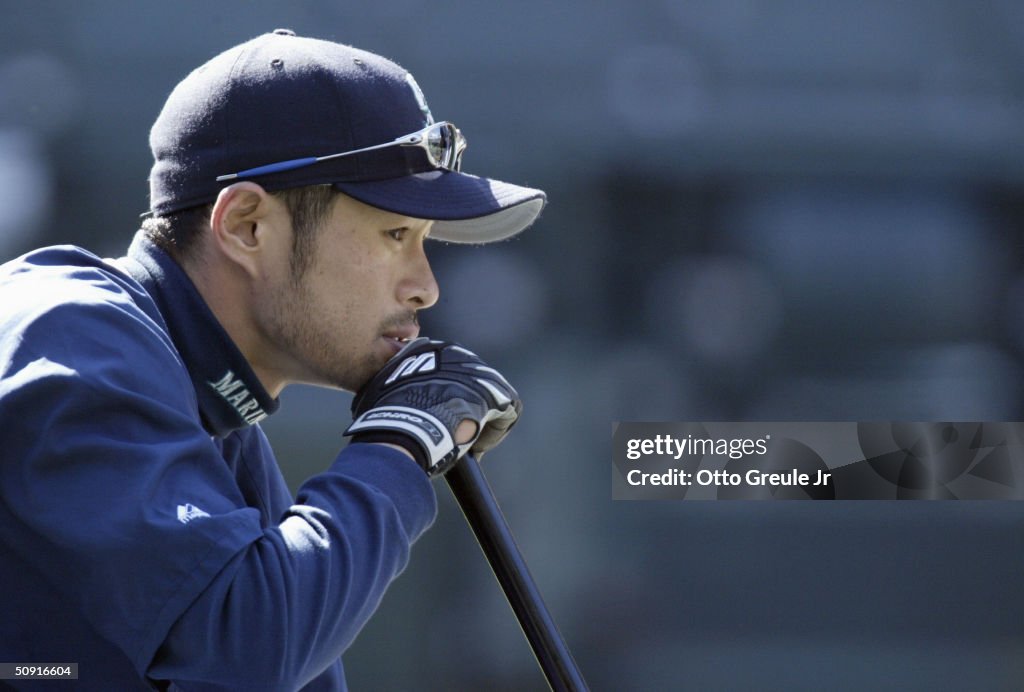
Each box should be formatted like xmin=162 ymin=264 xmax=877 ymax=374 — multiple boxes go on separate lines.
xmin=425 ymin=125 xmax=451 ymax=168
xmin=453 ymin=129 xmax=466 ymax=172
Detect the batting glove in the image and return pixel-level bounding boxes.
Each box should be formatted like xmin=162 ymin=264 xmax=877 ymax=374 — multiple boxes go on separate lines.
xmin=344 ymin=338 xmax=522 ymax=477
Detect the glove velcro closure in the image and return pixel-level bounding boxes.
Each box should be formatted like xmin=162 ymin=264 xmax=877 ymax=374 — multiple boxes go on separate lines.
xmin=345 ymin=405 xmax=456 ymax=475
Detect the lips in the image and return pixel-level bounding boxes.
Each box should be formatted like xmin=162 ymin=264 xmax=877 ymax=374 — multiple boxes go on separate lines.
xmin=381 ymin=324 xmax=418 ymax=354
xmin=383 ymin=334 xmax=412 ymax=350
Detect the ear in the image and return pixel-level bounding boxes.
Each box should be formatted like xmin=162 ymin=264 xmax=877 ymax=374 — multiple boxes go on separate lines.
xmin=209 ymin=182 xmax=287 ymax=278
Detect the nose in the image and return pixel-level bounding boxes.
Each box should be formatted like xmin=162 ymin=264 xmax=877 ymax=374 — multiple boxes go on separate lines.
xmin=401 ymin=244 xmax=439 ymax=310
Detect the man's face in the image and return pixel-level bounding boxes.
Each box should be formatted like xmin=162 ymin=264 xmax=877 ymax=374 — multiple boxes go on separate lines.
xmin=254 ymin=192 xmax=438 ymax=393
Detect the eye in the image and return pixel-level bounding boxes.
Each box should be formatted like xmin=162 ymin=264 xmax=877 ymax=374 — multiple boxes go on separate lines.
xmin=386 ymin=228 xmax=408 ymax=242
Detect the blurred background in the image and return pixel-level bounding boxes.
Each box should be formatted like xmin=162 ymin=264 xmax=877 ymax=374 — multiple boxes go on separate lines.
xmin=3 ymin=1 xmax=1024 ymax=689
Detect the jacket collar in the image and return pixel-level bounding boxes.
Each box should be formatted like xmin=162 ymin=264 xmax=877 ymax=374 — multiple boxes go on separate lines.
xmin=121 ymin=232 xmax=279 ymax=436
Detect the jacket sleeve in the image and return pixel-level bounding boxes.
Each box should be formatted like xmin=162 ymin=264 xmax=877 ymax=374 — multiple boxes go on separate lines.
xmin=0 ymin=288 xmax=436 ymax=689
xmin=150 ymin=443 xmax=435 ymax=690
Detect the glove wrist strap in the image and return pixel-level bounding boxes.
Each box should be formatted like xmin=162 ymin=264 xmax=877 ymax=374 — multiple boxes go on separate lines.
xmin=350 ymin=431 xmax=432 ymax=473
xmin=345 ymin=405 xmax=456 ymax=476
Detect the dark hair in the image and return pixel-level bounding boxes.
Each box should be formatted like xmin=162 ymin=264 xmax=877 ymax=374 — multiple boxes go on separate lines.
xmin=141 ymin=185 xmax=339 ymax=278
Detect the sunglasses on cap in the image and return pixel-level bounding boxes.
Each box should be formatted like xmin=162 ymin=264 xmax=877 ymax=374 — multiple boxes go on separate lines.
xmin=215 ymin=121 xmax=467 ymax=182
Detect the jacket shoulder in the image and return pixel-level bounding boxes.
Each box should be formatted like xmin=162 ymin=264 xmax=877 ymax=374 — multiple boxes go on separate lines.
xmin=0 ymin=244 xmax=187 ymax=399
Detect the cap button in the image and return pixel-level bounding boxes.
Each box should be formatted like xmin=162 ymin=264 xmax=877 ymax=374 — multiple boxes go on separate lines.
xmin=272 ymin=28 xmax=296 ymax=36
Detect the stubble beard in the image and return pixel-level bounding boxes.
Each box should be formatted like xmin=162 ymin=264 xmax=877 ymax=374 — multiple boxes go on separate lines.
xmin=265 ymin=275 xmax=411 ymax=394
xmin=263 ymin=276 xmax=369 ymax=393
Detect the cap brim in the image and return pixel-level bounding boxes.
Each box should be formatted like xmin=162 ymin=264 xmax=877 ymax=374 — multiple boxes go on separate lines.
xmin=333 ymin=170 xmax=546 ymax=244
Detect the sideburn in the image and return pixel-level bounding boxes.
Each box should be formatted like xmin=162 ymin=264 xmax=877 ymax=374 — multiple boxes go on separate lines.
xmin=272 ymin=185 xmax=340 ymax=283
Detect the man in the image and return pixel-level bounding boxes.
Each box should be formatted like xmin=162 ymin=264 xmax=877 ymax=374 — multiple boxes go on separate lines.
xmin=0 ymin=30 xmax=545 ymax=690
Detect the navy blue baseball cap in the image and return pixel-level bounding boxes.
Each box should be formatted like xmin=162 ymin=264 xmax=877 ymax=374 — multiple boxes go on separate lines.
xmin=148 ymin=29 xmax=546 ymax=243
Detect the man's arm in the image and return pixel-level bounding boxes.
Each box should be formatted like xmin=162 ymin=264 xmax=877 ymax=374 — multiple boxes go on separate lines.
xmin=0 ymin=294 xmax=435 ymax=688
xmin=149 ymin=442 xmax=433 ymax=689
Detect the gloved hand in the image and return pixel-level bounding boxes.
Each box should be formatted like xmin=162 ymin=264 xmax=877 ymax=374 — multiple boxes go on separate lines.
xmin=344 ymin=338 xmax=522 ymax=477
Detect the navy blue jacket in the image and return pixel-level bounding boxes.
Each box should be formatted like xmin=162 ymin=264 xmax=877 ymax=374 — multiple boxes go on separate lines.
xmin=0 ymin=234 xmax=437 ymax=690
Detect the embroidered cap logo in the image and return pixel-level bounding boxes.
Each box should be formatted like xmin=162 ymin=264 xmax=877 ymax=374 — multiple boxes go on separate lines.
xmin=405 ymin=72 xmax=434 ymax=126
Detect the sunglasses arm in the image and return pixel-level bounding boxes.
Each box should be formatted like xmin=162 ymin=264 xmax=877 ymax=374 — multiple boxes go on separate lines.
xmin=216 ymin=157 xmax=319 ymax=182
xmin=214 ymin=130 xmax=433 ymax=182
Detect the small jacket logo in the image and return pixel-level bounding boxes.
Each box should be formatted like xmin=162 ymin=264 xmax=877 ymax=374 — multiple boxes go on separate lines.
xmin=177 ymin=503 xmax=211 ymax=524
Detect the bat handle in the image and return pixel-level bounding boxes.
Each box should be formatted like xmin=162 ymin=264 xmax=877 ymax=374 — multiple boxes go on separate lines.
xmin=445 ymin=455 xmax=589 ymax=692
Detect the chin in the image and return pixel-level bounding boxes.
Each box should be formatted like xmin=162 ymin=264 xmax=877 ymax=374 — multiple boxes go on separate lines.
xmin=299 ymin=362 xmax=363 ymax=394
xmin=340 ymin=355 xmax=389 ymax=393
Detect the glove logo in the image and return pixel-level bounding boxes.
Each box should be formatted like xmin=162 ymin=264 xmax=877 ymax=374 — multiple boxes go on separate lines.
xmin=363 ymin=408 xmax=445 ymax=444
xmin=385 ymin=352 xmax=436 ymax=385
